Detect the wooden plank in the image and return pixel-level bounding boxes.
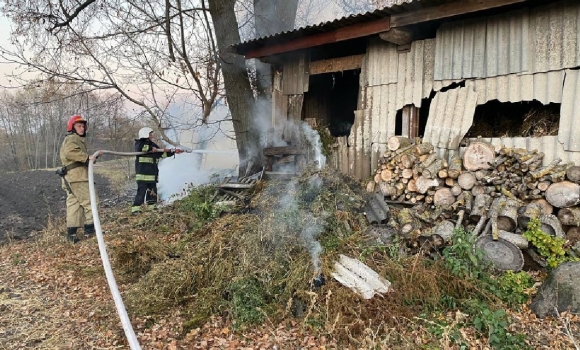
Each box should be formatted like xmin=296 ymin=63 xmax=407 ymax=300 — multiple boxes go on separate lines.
xmin=310 ymin=55 xmax=364 ymax=75
xmin=217 ymin=183 xmax=254 ymax=189
xmin=243 ymin=18 xmax=390 ymax=59
xmin=390 ymin=0 xmax=527 ymax=28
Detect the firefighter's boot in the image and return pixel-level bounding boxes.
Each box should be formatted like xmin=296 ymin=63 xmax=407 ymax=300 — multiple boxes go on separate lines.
xmin=66 ymin=227 xmax=80 ymax=243
xmin=84 ymin=223 xmax=96 ymax=237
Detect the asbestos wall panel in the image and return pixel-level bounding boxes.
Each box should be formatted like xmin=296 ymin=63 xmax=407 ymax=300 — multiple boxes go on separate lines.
xmin=435 ymin=1 xmax=580 ymax=81
xmin=367 ymin=39 xmax=399 ymax=86
xmin=472 ymin=70 xmax=565 ymax=105
xmin=423 ymin=84 xmax=478 ymax=149
xmin=529 ymin=0 xmax=580 ymax=74
xmin=560 ymin=69 xmax=580 ymax=151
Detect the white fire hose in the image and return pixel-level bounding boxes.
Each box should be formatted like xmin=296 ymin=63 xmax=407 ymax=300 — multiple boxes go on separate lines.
xmin=87 ymin=148 xmax=186 ymax=350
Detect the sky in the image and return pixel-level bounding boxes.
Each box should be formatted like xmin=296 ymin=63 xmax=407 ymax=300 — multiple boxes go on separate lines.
xmin=0 ymin=14 xmax=15 ymax=86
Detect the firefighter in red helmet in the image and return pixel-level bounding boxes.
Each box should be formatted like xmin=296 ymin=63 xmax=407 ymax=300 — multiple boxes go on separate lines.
xmin=58 ymin=115 xmax=103 ymax=243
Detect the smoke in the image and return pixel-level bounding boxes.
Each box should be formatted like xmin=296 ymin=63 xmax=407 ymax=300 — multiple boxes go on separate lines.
xmin=157 ymin=151 xmax=237 ymax=203
xmin=156 ymin=104 xmax=238 ymax=202
xmin=274 ymin=172 xmax=327 ymax=276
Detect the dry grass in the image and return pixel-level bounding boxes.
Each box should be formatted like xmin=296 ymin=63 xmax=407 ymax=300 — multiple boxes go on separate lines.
xmin=2 ymin=166 xmax=579 ymax=349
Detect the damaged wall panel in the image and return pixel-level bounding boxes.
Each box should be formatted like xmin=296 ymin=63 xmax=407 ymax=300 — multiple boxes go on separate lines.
xmin=471 ymin=70 xmax=565 ymax=105
xmin=560 ymin=69 xmax=580 ymax=152
xmin=423 ymin=83 xmax=478 ymax=149
xmin=365 ymin=39 xmax=435 ymax=173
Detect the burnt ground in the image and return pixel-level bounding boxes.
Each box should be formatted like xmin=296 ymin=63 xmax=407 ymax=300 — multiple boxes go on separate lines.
xmin=0 ymin=169 xmax=119 ymax=244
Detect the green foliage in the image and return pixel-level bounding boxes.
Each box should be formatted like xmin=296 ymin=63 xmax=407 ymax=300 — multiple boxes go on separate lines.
xmin=435 ymin=228 xmax=530 ymax=348
xmin=175 ymin=184 xmax=223 ymax=226
xmin=522 ymin=217 xmax=578 ymax=268
xmin=229 ymin=277 xmax=266 ymax=329
xmin=316 ymin=124 xmax=334 ymax=158
xmin=465 ymin=299 xmax=529 ymax=349
xmin=442 ymin=228 xmax=491 ymax=280
xmin=495 ymin=271 xmax=534 ymax=308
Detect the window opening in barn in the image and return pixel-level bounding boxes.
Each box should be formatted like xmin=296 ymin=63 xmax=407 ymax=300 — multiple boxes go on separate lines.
xmin=302 ymin=69 xmax=360 ymax=137
xmin=394 ymin=91 xmax=434 ymax=139
xmin=466 ymin=100 xmax=560 ymax=138
xmin=417 ymin=95 xmax=432 ymax=138
xmin=395 ymin=105 xmax=420 ymax=138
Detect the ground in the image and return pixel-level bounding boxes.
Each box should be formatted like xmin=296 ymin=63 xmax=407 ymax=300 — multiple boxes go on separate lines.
xmin=1 ymin=167 xmax=579 ymax=349
xmin=0 ymin=168 xmax=122 ymax=245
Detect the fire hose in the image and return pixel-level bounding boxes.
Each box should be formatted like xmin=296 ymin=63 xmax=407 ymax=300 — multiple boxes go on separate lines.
xmin=87 ymin=148 xmax=188 ymax=350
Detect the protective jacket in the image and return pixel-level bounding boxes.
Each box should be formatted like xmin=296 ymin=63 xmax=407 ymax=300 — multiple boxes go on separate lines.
xmin=59 ymin=133 xmax=89 ymax=183
xmin=134 ymin=138 xmax=175 ymax=183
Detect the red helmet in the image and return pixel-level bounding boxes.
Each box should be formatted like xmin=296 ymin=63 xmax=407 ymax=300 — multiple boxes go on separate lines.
xmin=67 ymin=115 xmax=87 ymax=132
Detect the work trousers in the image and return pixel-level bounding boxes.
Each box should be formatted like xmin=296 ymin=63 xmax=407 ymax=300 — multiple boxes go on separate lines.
xmin=62 ymin=180 xmax=98 ymax=228
xmin=132 ymin=182 xmax=158 ymax=213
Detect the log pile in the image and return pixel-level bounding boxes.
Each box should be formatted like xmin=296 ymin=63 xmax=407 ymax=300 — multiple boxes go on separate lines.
xmin=367 ymin=136 xmax=580 ymax=269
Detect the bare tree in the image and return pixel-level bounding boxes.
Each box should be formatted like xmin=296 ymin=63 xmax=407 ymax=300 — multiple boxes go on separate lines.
xmin=0 ymin=0 xmax=300 ymax=176
xmin=0 ymin=0 xmax=223 ymax=147
xmin=0 ymin=82 xmax=131 ymax=172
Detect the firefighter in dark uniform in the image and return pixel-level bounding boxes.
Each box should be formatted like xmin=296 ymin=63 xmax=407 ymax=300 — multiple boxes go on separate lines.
xmin=131 ymin=127 xmax=183 ymax=215
xmin=59 ymin=114 xmax=103 ymax=242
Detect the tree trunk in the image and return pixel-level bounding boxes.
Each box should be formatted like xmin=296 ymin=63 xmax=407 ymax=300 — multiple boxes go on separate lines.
xmin=433 ymin=188 xmax=455 ymax=207
xmin=209 ymin=0 xmax=298 ymax=177
xmin=517 ymin=202 xmax=542 ymax=230
xmin=558 ymin=207 xmax=580 ymax=226
xmin=566 ymin=166 xmax=580 ymax=183
xmin=388 ymin=136 xmax=412 ymax=151
xmin=497 ymin=198 xmax=519 ymax=232
xmin=463 ymin=141 xmax=495 ymax=171
xmin=470 ymin=194 xmax=492 ymax=223
xmin=545 ymin=181 xmax=580 ymax=208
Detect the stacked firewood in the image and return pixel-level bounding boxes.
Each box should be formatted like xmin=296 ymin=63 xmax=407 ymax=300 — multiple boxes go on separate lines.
xmin=366 ymin=136 xmax=580 ymax=268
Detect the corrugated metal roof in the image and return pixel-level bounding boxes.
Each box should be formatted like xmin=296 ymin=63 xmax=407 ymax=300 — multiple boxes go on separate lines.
xmin=434 ymin=1 xmax=580 ymax=81
xmin=560 ymin=69 xmax=580 ymax=151
xmin=233 ymin=0 xmax=446 ymax=54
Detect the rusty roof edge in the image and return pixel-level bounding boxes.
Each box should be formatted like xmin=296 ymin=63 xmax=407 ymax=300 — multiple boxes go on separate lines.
xmin=232 ymin=0 xmax=535 ymax=57
xmin=232 ymin=2 xmax=418 ymax=54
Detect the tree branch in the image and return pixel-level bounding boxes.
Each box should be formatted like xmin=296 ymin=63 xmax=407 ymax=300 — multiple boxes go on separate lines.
xmin=52 ymin=0 xmax=98 ymax=31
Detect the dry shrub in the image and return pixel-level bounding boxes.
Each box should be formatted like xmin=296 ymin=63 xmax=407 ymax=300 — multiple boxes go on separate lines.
xmin=110 ymin=233 xmax=174 ymax=281
xmin=520 ymin=107 xmax=560 ymax=137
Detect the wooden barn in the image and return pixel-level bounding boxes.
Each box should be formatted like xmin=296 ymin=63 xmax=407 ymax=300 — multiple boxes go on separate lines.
xmin=233 ymin=0 xmax=580 ymax=181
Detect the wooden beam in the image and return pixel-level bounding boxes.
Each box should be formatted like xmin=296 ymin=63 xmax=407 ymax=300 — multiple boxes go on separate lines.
xmin=244 ymin=17 xmax=390 ymax=59
xmin=378 ymin=28 xmax=413 ymax=46
xmin=309 ymin=54 xmax=364 ymax=75
xmin=390 ymin=0 xmax=527 ymax=27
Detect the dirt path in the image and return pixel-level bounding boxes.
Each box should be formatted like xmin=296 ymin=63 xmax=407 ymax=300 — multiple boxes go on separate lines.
xmin=0 ymin=169 xmax=116 ymax=245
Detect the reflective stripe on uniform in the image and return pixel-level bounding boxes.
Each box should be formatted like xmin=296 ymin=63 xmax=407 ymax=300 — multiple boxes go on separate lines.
xmin=131 ymin=206 xmax=141 ymax=213
xmin=136 ymin=174 xmax=156 ymax=181
xmin=138 ymin=157 xmax=156 ymax=164
xmin=147 ymin=204 xmax=157 ymax=210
